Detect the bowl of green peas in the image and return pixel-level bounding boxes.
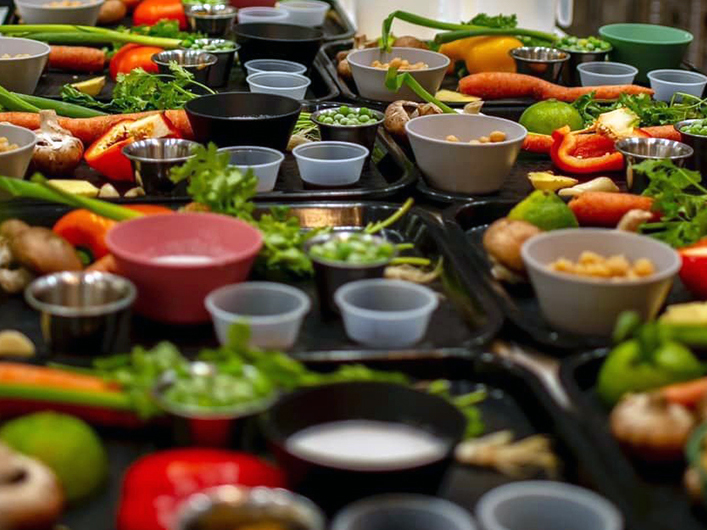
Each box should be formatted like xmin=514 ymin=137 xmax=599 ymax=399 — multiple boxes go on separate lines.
xmin=555 ymin=35 xmax=612 ymax=86
xmin=181 ymin=38 xmax=239 ymax=87
xmin=311 ymin=105 xmax=385 ymax=154
xmin=676 ymin=118 xmax=707 ymax=173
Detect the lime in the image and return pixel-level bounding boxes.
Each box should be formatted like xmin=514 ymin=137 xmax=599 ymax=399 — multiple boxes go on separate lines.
xmin=528 ymin=171 xmax=578 ymax=192
xmin=71 ymin=76 xmax=106 ymax=97
xmin=508 ymin=190 xmax=578 ymax=231
xmin=0 ymin=412 xmax=108 ymax=503
xmin=519 ymin=100 xmax=584 ymax=136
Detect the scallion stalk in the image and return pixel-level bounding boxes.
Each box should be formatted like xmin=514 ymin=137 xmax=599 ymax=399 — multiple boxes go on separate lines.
xmin=0 ymin=24 xmax=182 ymax=48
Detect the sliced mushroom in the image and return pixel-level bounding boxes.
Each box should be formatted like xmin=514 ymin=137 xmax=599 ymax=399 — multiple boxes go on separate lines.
xmin=10 ymin=227 xmax=82 ymax=275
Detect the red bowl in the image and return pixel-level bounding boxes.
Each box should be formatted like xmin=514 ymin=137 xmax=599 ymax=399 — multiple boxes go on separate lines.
xmin=106 ymin=213 xmax=262 ymax=324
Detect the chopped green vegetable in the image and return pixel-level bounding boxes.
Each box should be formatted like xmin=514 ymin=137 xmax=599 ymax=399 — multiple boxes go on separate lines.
xmin=555 ymin=35 xmax=611 ymax=52
xmin=309 ymin=233 xmax=396 ymax=264
xmin=182 ymin=37 xmax=236 ymax=52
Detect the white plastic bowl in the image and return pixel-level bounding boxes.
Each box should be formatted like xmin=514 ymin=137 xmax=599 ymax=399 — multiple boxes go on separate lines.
xmin=335 ymin=279 xmax=438 ymax=348
xmin=476 ymin=481 xmax=623 ymax=530
xmin=522 ymin=229 xmax=680 ymax=336
xmin=577 ymin=61 xmax=638 ymax=86
xmin=205 ymin=282 xmax=311 ymax=349
xmin=244 ymin=58 xmax=308 ymax=76
xmin=238 ymin=6 xmax=289 ymax=24
xmin=218 ymin=145 xmax=285 ymax=192
xmin=15 ymin=0 xmax=105 ymax=25
xmin=246 ymin=71 xmax=311 ymax=100
xmin=648 ymin=69 xmax=707 ymax=101
xmin=0 ymin=37 xmax=50 ymax=94
xmin=292 ymin=141 xmax=368 ymax=187
xmin=279 ymin=0 xmax=329 ymax=27
xmin=0 ymin=124 xmax=38 ymax=192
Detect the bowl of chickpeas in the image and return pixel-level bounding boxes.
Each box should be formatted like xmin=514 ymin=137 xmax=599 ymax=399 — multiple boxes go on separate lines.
xmin=405 ymin=113 xmax=527 ymax=194
xmin=0 ymin=123 xmax=38 ymax=198
xmin=346 ymin=47 xmax=449 ymax=103
xmin=521 ymin=228 xmax=680 ymax=336
xmin=15 ymin=0 xmax=104 ymax=25
xmin=0 ymin=37 xmax=51 ymax=94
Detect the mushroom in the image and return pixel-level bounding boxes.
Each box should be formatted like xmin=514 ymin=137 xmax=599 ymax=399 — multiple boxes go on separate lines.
xmin=10 ymin=227 xmax=82 ymax=275
xmin=384 ymin=100 xmax=443 ymax=137
xmin=483 ymin=218 xmax=542 ymax=275
xmin=0 ymin=220 xmax=29 ymax=241
xmin=32 ymin=110 xmax=84 ymax=177
xmin=392 ymin=36 xmax=429 ymax=49
xmin=0 ymin=443 xmax=64 ymax=529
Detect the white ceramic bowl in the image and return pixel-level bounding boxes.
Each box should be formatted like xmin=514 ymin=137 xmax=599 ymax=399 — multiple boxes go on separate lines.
xmin=218 ymin=145 xmax=285 ymax=192
xmin=406 ymin=114 xmax=527 ymax=194
xmin=522 ymin=229 xmax=680 ymax=336
xmin=244 ymin=58 xmax=308 ymax=76
xmin=648 ymin=69 xmax=707 ymax=101
xmin=0 ymin=37 xmax=50 ymax=94
xmin=15 ymin=0 xmax=105 ymax=25
xmin=278 ymin=0 xmax=329 ymax=27
xmin=246 ymin=71 xmax=311 ymax=100
xmin=293 ymin=141 xmax=368 ymax=187
xmin=346 ymin=47 xmax=449 ymax=103
xmin=238 ymin=6 xmax=289 ymax=24
xmin=0 ymin=124 xmax=38 ymax=192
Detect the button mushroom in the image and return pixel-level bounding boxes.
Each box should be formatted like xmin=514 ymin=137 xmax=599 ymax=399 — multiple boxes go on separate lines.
xmin=0 ymin=443 xmax=64 ymax=530
xmin=483 ymin=218 xmax=542 ymax=276
xmin=32 ymin=110 xmax=84 ymax=177
xmin=0 ymin=220 xmax=29 ymax=241
xmin=11 ymin=227 xmax=82 ymax=275
xmin=384 ymin=100 xmax=443 ymax=137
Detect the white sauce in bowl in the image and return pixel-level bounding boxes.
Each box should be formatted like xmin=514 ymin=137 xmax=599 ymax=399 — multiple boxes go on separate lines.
xmin=152 ymin=254 xmax=215 ymax=265
xmin=285 ymin=420 xmax=447 ymax=471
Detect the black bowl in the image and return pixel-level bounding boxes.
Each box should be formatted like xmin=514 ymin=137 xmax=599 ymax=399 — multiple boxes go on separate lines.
xmin=185 ymin=92 xmax=301 ymax=150
xmin=261 ymin=382 xmax=466 ymax=514
xmin=234 ymin=23 xmax=324 ymax=69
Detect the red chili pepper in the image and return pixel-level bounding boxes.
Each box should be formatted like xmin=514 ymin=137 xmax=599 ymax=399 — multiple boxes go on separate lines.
xmin=109 ymin=44 xmax=164 ymax=79
xmin=116 ymin=449 xmax=285 ymax=530
xmin=84 ymin=114 xmax=179 ymax=182
xmin=550 ymin=126 xmax=625 ymax=174
xmin=679 ymin=239 xmax=707 ymax=299
xmin=133 ymin=0 xmax=187 ymax=29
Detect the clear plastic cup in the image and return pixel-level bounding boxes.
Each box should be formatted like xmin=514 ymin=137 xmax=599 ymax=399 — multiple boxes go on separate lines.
xmin=334 ymin=279 xmax=438 ymax=348
xmin=244 ymin=58 xmax=308 ymax=76
xmin=476 ymin=481 xmax=623 ymax=530
xmin=279 ymin=0 xmax=329 ymax=27
xmin=237 ymin=6 xmax=289 ymax=24
xmin=293 ymin=141 xmax=368 ymax=187
xmin=648 ymin=69 xmax=707 ymax=101
xmin=246 ymin=71 xmax=311 ymax=100
xmin=205 ymin=282 xmax=311 ymax=349
xmin=577 ymin=61 xmax=637 ymax=86
xmin=218 ymin=145 xmax=284 ymax=192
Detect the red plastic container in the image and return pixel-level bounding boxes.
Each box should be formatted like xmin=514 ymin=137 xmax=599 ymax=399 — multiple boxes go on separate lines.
xmin=106 ymin=213 xmax=262 ymax=324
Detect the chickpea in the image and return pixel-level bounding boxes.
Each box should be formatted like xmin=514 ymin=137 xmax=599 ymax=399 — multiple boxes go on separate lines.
xmin=446 ymin=135 xmax=460 ymax=142
xmin=479 ymin=136 xmax=490 ymax=143
xmin=489 ymin=130 xmax=507 ymax=143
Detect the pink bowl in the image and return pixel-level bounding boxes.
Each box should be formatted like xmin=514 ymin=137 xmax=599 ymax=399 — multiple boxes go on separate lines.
xmin=106 ymin=213 xmax=263 ymax=324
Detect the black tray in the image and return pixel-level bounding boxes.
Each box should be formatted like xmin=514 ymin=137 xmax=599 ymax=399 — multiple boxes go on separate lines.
xmin=20 ymin=352 xmax=643 ymax=529
xmin=0 ymin=201 xmax=503 ymax=358
xmin=561 ymin=351 xmax=707 ymax=530
xmin=319 ymin=40 xmax=533 ymax=120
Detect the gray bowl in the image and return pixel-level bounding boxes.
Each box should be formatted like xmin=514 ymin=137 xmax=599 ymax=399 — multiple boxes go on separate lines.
xmin=0 ymin=37 xmax=50 ymax=94
xmin=181 ymin=39 xmax=239 ymax=87
xmin=510 ymin=46 xmax=569 ymax=83
xmin=676 ymin=119 xmax=707 ymax=175
xmin=615 ymin=137 xmax=693 ymax=192
xmin=346 ymin=47 xmax=449 ymax=103
xmin=152 ymin=50 xmax=218 ymax=85
xmin=0 ymin=124 xmax=38 ymax=188
xmin=123 ymin=138 xmax=200 ymax=196
xmin=406 ymin=113 xmax=527 ymax=194
xmin=15 ymin=0 xmax=104 ymax=24
xmin=186 ymin=4 xmax=237 ymax=37
xmin=522 ymin=229 xmax=680 ymax=336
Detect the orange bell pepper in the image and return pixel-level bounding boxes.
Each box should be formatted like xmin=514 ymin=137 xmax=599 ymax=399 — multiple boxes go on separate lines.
xmin=109 ymin=44 xmax=164 ymax=79
xmin=84 ymin=114 xmax=179 ymax=182
xmin=550 ymin=126 xmax=625 ymax=175
xmin=53 ymin=205 xmax=173 ymax=261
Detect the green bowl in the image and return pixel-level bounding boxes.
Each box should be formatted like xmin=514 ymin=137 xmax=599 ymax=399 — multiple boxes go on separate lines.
xmin=599 ymin=23 xmax=693 ymax=83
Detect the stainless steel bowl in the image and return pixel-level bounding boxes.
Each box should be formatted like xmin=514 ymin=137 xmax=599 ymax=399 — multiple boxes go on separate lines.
xmin=675 ymin=119 xmax=707 ymax=174
xmin=509 ymin=46 xmax=570 ymax=83
xmin=311 ymin=106 xmax=384 ymax=155
xmin=25 ymin=271 xmax=136 ymax=356
xmin=123 ymin=138 xmax=200 ymax=195
xmin=181 ymin=39 xmax=239 ymax=87
xmin=616 ymin=137 xmax=694 ymax=192
xmin=151 ymin=49 xmax=218 ymax=85
xmin=186 ymin=4 xmax=237 ymax=37
xmin=559 ymin=48 xmax=612 ymax=86
xmin=176 ymin=485 xmax=326 ymax=530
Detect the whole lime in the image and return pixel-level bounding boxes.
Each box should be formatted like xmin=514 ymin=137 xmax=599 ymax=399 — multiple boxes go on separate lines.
xmin=508 ymin=190 xmax=578 ymax=231
xmin=519 ymin=100 xmax=584 ymax=135
xmin=0 ymin=412 xmax=108 ymax=503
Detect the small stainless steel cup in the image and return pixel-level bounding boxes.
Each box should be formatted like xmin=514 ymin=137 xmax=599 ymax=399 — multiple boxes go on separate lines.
xmin=176 ymin=485 xmax=326 ymax=530
xmin=25 ymin=271 xmax=136 ymax=356
xmin=186 ymin=4 xmax=237 ymax=37
xmin=123 ymin=138 xmax=200 ymax=195
xmin=181 ymin=39 xmax=239 ymax=87
xmin=675 ymin=119 xmax=707 ymax=175
xmin=305 ymin=231 xmax=396 ymax=316
xmin=559 ymin=48 xmax=612 ymax=86
xmin=311 ymin=107 xmax=384 ymax=156
xmin=509 ymin=46 xmax=570 ymax=83
xmin=151 ymin=49 xmax=218 ymax=85
xmin=616 ymin=137 xmax=694 ymax=193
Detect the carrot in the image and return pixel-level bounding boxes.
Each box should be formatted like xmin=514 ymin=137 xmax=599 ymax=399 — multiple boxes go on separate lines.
xmin=0 ymin=362 xmax=118 ymax=393
xmin=49 ymin=46 xmax=106 ymax=73
xmin=568 ymin=192 xmax=656 ymax=227
xmin=660 ymin=377 xmax=707 ymax=408
xmin=0 ymin=110 xmax=192 ymax=145
xmin=522 ymin=133 xmax=553 ymax=153
xmin=458 ymin=72 xmax=653 ymax=102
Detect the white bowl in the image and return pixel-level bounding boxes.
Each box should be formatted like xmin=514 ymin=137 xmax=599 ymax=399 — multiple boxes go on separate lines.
xmin=522 ymin=229 xmax=680 ymax=336
xmin=293 ymin=141 xmax=368 ymax=187
xmin=0 ymin=124 xmax=38 ymax=194
xmin=278 ymin=0 xmax=328 ymax=27
xmin=648 ymin=69 xmax=707 ymax=101
xmin=0 ymin=37 xmax=50 ymax=94
xmin=406 ymin=114 xmax=527 ymax=194
xmin=246 ymin=71 xmax=311 ymax=100
xmin=346 ymin=47 xmax=449 ymax=103
xmin=218 ymin=145 xmax=284 ymax=192
xmin=244 ymin=58 xmax=308 ymax=76
xmin=238 ymin=6 xmax=289 ymax=24
xmin=16 ymin=0 xmax=105 ymax=25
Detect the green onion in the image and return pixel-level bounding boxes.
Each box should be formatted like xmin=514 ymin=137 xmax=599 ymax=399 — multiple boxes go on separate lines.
xmin=17 ymin=94 xmax=106 ymax=118
xmin=0 ymin=25 xmax=182 ymax=48
xmin=0 ymin=85 xmax=39 ymax=113
xmin=384 ymin=68 xmax=455 ymax=113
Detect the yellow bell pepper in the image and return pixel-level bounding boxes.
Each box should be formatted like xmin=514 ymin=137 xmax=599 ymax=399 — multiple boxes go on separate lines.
xmin=440 ymin=36 xmax=523 ymax=74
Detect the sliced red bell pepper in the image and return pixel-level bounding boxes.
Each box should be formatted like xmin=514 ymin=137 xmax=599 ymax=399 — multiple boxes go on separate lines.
xmin=117 ymin=449 xmax=285 ymax=530
xmin=679 ymin=240 xmax=707 ymax=299
xmin=85 ymin=113 xmax=179 ymax=182
xmin=550 ymin=125 xmax=625 ymax=174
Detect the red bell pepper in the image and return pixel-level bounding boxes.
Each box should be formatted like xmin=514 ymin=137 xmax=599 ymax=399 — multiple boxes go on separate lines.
xmin=679 ymin=240 xmax=707 ymax=299
xmin=109 ymin=43 xmax=164 ymax=79
xmin=84 ymin=113 xmax=179 ymax=182
xmin=133 ymin=0 xmax=187 ymax=29
xmin=117 ymin=449 xmax=285 ymax=530
xmin=550 ymin=126 xmax=625 ymax=174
